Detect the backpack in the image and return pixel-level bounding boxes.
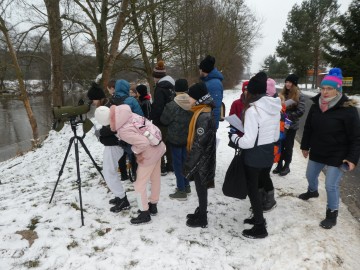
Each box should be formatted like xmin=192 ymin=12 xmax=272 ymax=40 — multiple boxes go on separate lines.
xmin=130 ymin=114 xmax=162 ymax=146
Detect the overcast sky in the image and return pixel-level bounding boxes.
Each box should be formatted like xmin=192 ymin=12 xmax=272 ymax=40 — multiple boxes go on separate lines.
xmin=246 ymin=0 xmax=353 ymax=73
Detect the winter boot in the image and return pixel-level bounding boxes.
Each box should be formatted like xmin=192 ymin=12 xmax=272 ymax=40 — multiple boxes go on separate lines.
xmin=244 ymin=216 xmax=267 ymax=226
xmin=272 ymin=162 xmax=283 ymax=174
xmin=279 ymin=163 xmax=290 ymax=176
xmin=109 ymin=196 xmax=121 ymax=205
xmin=320 ymin=209 xmax=338 ymax=229
xmin=298 ymin=190 xmax=319 ymax=200
xmin=110 ymin=195 xmax=130 ymax=213
xmin=148 ymin=202 xmax=158 ymax=216
xmin=263 ymin=190 xmax=277 ymax=212
xmin=169 ymin=190 xmax=187 ymax=201
xmin=186 ymin=207 xmax=200 ymax=219
xmin=186 ymin=212 xmax=208 ymax=228
xmin=130 ymin=210 xmax=151 ymax=225
xmin=242 ymin=221 xmax=268 ymax=239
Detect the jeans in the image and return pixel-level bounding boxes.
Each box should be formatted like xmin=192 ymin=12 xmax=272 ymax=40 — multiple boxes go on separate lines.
xmin=306 ymin=159 xmax=343 ymax=210
xmin=171 ymin=145 xmax=189 ymax=191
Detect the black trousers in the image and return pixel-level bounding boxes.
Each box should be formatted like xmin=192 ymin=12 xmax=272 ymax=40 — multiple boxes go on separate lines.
xmin=280 ymin=128 xmax=297 ymax=165
xmin=159 ymin=126 xmax=172 ymax=167
xmin=194 ymin=175 xmax=208 ymax=215
xmin=258 ymin=167 xmax=274 ymax=192
xmin=244 ymin=165 xmax=265 ymax=224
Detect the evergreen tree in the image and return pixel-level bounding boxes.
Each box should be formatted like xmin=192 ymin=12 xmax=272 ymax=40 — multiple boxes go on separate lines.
xmin=324 ymin=0 xmax=360 ymax=92
xmin=261 ymin=55 xmax=289 ymax=79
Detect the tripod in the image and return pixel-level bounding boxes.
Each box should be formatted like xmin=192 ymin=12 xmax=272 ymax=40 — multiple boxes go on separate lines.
xmin=49 ymin=117 xmax=103 ymax=226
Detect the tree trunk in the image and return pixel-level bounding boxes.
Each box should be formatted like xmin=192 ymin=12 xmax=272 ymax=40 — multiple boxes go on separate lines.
xmin=44 ymin=0 xmax=64 ymax=107
xmin=0 ymin=16 xmax=39 ymax=147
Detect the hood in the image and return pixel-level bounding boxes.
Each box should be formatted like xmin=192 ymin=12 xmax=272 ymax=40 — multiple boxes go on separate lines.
xmin=110 ymin=104 xmax=133 ymax=131
xmin=201 ymin=68 xmax=224 ymax=82
xmin=158 ymin=75 xmax=175 ymax=86
xmin=115 ymin=79 xmax=130 ymax=97
xmin=174 ymin=93 xmax=192 ymax=111
xmin=251 ymin=96 xmax=282 ymax=115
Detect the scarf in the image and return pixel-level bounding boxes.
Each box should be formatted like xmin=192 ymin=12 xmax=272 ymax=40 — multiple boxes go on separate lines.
xmin=319 ymin=93 xmax=342 ymax=112
xmin=186 ymin=104 xmax=212 ymax=152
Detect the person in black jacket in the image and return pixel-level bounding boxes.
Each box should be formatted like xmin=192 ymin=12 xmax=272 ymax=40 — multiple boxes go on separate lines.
xmin=136 ymin=84 xmax=152 ymax=119
xmin=273 ymin=74 xmax=305 ymax=176
xmin=299 ymin=68 xmax=360 ymax=229
xmin=87 ymin=82 xmax=130 ymax=213
xmin=184 ymin=82 xmax=216 ymax=228
xmin=149 ymin=60 xmax=176 ymax=175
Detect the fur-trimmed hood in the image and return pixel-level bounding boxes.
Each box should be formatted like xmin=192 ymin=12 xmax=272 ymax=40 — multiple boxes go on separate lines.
xmin=311 ymin=93 xmax=358 ymax=108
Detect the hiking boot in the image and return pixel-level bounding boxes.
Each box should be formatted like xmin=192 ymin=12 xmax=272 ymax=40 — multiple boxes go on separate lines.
xmin=169 ymin=190 xmax=187 ymax=201
xmin=272 ymin=163 xmax=282 ymax=174
xmin=320 ymin=209 xmax=338 ymax=229
xmin=110 ymin=195 xmax=130 ymax=213
xmin=186 ymin=213 xmax=208 ymax=228
xmin=298 ymin=190 xmax=319 ymax=200
xmin=279 ymin=166 xmax=290 ymax=176
xmin=130 ymin=210 xmax=151 ymax=225
xmin=244 ymin=217 xmax=267 ymax=226
xmin=263 ymin=190 xmax=277 ymax=212
xmin=242 ymin=221 xmax=268 ymax=239
xmin=148 ymin=202 xmax=158 ymax=216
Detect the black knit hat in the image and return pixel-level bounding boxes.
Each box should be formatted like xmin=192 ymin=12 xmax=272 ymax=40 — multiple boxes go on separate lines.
xmin=247 ymin=71 xmax=268 ymax=95
xmin=175 ymin=79 xmax=188 ymax=92
xmin=87 ymin=82 xmax=106 ymax=100
xmin=199 ymin=55 xmax=215 ymax=73
xmin=152 ymin=60 xmax=167 ymax=78
xmin=136 ymin=84 xmax=148 ymax=97
xmin=188 ymin=82 xmax=210 ymax=104
xmin=285 ymin=74 xmax=299 ymax=86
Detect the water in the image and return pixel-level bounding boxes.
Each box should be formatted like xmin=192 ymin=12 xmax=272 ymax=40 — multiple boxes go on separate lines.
xmin=0 ymin=92 xmax=89 ymax=162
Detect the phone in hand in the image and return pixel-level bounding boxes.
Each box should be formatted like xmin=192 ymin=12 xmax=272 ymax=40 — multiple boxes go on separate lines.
xmin=339 ymin=162 xmax=350 ymax=172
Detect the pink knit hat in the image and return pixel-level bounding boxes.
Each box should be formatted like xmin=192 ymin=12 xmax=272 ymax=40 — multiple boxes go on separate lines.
xmin=266 ymin=78 xmax=276 ymax=97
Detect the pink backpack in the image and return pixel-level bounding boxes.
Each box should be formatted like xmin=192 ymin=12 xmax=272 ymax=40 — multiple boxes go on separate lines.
xmin=130 ymin=114 xmax=162 ymax=145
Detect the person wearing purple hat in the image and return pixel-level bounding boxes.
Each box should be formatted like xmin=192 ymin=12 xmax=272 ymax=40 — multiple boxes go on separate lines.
xmin=299 ymin=67 xmax=360 ymax=229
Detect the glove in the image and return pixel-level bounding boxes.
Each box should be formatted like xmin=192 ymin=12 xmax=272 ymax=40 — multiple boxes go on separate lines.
xmin=229 ymin=126 xmax=238 ymax=134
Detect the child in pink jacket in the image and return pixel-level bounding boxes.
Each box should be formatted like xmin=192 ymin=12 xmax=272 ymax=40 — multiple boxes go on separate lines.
xmin=95 ymin=104 xmax=166 ymax=225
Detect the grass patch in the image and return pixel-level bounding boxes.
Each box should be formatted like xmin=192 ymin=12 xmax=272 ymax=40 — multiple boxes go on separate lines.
xmin=67 ymin=240 xmax=78 ymax=250
xmin=16 ymin=230 xmax=38 ymax=247
xmin=95 ymin=219 xmax=110 ymax=224
xmin=24 ymin=260 xmax=40 ymax=268
xmin=93 ymin=246 xmax=105 ymax=252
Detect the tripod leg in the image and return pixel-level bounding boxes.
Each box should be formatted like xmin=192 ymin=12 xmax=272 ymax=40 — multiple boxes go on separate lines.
xmin=49 ymin=137 xmax=75 ymax=203
xmin=74 ymin=138 xmax=85 ymax=226
xmin=78 ymin=137 xmax=104 ymax=179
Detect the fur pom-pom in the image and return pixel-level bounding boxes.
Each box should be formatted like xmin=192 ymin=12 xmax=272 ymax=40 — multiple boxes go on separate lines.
xmin=156 ymin=60 xmax=165 ymax=70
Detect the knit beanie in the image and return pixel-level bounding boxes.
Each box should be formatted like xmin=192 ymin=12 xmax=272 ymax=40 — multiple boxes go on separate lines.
xmin=247 ymin=71 xmax=268 ymax=95
xmin=136 ymin=84 xmax=148 ymax=97
xmin=242 ymin=81 xmax=249 ymax=93
xmin=87 ymin=82 xmax=106 ymax=100
xmin=320 ymin=67 xmax=343 ymax=92
xmin=188 ymin=82 xmax=210 ymax=103
xmin=199 ymin=55 xmax=215 ymax=73
xmin=285 ymin=74 xmax=299 ymax=86
xmin=266 ymin=78 xmax=276 ymax=97
xmin=95 ymin=106 xmax=110 ymax=126
xmin=152 ymin=60 xmax=167 ymax=78
xmin=175 ymin=79 xmax=189 ymax=92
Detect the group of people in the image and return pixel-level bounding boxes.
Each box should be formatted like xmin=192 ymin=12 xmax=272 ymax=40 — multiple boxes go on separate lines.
xmin=87 ymin=56 xmax=360 ymax=239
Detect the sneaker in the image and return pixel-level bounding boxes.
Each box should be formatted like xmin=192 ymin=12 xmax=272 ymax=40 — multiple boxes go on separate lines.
xmin=279 ymin=167 xmax=290 ymax=176
xmin=130 ymin=210 xmax=151 ymax=225
xmin=242 ymin=222 xmax=268 ymax=239
xmin=298 ymin=190 xmax=319 ymax=200
xmin=110 ymin=196 xmax=130 ymax=213
xmin=169 ymin=190 xmax=187 ymax=201
xmin=186 ymin=213 xmax=208 ymax=228
xmin=109 ymin=197 xmax=121 ymax=205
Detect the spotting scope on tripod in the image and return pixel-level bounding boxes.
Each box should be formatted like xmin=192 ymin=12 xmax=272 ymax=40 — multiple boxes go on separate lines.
xmin=49 ymin=100 xmax=103 ymax=226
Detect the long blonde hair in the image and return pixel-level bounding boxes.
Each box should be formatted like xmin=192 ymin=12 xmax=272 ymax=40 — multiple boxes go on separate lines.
xmin=280 ymin=84 xmax=300 ymax=103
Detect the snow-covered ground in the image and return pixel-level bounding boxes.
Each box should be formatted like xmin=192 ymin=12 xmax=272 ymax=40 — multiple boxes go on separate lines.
xmin=1 ymin=89 xmax=360 ymax=270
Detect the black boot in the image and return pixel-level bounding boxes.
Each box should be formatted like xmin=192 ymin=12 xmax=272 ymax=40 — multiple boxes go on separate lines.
xmin=186 ymin=212 xmax=208 ymax=228
xmin=110 ymin=195 xmax=130 ymax=213
xmin=263 ymin=190 xmax=277 ymax=212
xmin=272 ymin=162 xmax=283 ymax=174
xmin=161 ymin=164 xmax=167 ymax=176
xmin=130 ymin=210 xmax=151 ymax=225
xmin=298 ymin=190 xmax=319 ymax=200
xmin=148 ymin=202 xmax=158 ymax=216
xmin=244 ymin=216 xmax=267 ymax=226
xmin=279 ymin=163 xmax=290 ymax=176
xmin=320 ymin=209 xmax=338 ymax=229
xmin=186 ymin=207 xmax=200 ymax=219
xmin=242 ymin=221 xmax=268 ymax=239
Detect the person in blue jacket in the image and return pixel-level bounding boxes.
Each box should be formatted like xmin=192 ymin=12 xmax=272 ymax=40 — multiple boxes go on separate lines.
xmin=199 ymin=55 xmax=224 ymax=129
xmin=114 ymin=79 xmax=144 ymax=116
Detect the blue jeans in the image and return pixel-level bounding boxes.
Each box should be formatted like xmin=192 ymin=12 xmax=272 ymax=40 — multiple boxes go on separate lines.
xmin=306 ymin=160 xmax=343 ymax=210
xmin=171 ymin=145 xmax=189 ymax=191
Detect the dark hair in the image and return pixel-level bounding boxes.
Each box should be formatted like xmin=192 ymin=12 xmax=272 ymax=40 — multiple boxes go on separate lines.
xmin=107 ymin=79 xmax=116 ymax=89
xmin=241 ymin=92 xmax=265 ymax=123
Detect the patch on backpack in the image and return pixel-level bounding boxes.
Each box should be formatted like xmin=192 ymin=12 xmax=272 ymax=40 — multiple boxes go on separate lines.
xmin=197 ymin=127 xmax=204 ymax=136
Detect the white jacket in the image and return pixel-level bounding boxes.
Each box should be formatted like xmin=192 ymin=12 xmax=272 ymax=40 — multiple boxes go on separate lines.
xmin=238 ymin=96 xmax=281 ymax=149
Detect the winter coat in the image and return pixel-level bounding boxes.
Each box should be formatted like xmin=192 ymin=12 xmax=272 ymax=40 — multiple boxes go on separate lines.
xmin=201 ymin=68 xmax=224 ymax=129
xmin=139 ymin=95 xmax=152 ymax=119
xmin=149 ymin=75 xmax=175 ymax=127
xmin=237 ymin=96 xmax=281 ymax=168
xmin=183 ymin=97 xmax=217 ymax=187
xmin=301 ymin=94 xmax=360 ymax=167
xmin=229 ymin=93 xmax=246 ymax=136
xmin=284 ymin=90 xmax=305 ymax=130
xmin=109 ymin=104 xmax=166 ymax=166
xmin=160 ymin=93 xmax=193 ymax=146
xmin=114 ymin=80 xmax=144 ymax=116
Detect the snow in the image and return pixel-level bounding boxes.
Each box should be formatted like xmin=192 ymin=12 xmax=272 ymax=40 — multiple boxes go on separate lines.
xmin=1 ymin=90 xmax=360 ymax=270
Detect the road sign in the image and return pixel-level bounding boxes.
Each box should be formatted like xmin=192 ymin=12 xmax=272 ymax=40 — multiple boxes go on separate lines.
xmin=343 ymin=77 xmax=353 ymax=87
